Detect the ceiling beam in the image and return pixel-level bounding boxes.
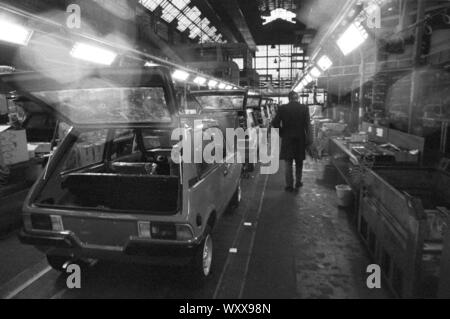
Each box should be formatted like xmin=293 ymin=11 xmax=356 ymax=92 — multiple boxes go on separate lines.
xmin=207 ymin=0 xmax=257 ymax=51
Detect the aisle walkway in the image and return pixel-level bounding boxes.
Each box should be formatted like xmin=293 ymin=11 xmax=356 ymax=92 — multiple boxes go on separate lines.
xmin=242 ymin=159 xmax=389 ymax=299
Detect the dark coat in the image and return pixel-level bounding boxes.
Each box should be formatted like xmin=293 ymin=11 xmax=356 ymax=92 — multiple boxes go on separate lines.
xmin=271 ymin=101 xmax=311 ymax=161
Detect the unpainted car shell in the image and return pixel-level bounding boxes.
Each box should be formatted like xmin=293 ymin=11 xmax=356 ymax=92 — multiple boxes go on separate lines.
xmin=1 ymin=67 xmax=242 ymax=266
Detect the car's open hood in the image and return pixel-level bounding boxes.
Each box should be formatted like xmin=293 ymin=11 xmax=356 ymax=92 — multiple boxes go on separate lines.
xmin=0 ymin=67 xmax=179 ymax=128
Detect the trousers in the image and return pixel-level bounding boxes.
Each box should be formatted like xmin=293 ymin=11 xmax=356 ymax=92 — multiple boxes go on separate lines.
xmin=285 ymin=159 xmax=304 ymax=187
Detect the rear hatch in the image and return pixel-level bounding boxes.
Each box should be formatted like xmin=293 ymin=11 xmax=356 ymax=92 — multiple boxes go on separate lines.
xmin=191 ymin=89 xmax=248 ymax=129
xmin=191 ymin=90 xmax=248 ymax=113
xmin=1 ymin=67 xmax=182 ymax=217
xmin=1 ymin=67 xmax=179 ymax=127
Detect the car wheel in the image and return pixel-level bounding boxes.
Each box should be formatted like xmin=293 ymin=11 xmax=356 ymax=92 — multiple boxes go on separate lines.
xmin=191 ymin=228 xmax=214 ymax=282
xmin=46 ymin=254 xmax=70 ymax=272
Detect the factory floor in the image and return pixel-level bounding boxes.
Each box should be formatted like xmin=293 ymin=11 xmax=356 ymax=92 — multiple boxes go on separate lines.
xmin=0 ymin=159 xmax=389 ymax=299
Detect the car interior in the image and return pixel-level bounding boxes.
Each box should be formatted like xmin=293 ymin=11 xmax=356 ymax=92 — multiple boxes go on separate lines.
xmin=37 ymin=128 xmax=181 ymax=214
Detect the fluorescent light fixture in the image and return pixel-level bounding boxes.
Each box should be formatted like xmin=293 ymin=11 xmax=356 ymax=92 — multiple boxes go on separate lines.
xmin=0 ymin=20 xmax=33 ymax=46
xmin=144 ymin=61 xmax=159 ymax=67
xmin=172 ymin=69 xmax=190 ymax=81
xmin=310 ymin=67 xmax=322 ymax=78
xmin=194 ymin=76 xmax=207 ymax=85
xmin=337 ymin=22 xmax=369 ymax=56
xmin=70 ymin=42 xmax=117 ymax=65
xmin=225 ymin=85 xmax=233 ymax=90
xmin=304 ymin=74 xmax=313 ymax=84
xmin=218 ymin=83 xmax=227 ymax=89
xmin=208 ymin=80 xmax=218 ymax=88
xmin=293 ymin=83 xmax=303 ymax=93
xmin=317 ymin=55 xmax=333 ymax=71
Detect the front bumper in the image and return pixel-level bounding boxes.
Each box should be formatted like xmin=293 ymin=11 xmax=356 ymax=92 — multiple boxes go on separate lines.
xmin=19 ymin=229 xmax=202 ymax=261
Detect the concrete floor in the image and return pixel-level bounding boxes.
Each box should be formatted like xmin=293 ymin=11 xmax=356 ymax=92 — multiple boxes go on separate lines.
xmin=0 ymin=159 xmax=389 ymax=299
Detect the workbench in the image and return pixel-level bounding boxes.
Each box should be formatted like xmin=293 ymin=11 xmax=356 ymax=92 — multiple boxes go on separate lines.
xmin=329 ymin=123 xmax=425 ymax=192
xmin=360 ymin=167 xmax=450 ymax=298
xmin=329 ymin=137 xmax=360 ymax=192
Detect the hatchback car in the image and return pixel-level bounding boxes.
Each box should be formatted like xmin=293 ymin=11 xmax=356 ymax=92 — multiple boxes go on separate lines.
xmin=191 ymin=90 xmax=258 ymax=172
xmin=1 ymin=67 xmax=242 ymax=280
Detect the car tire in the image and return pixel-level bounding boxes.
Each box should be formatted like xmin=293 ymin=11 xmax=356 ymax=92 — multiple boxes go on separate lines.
xmin=190 ymin=228 xmax=214 ymax=283
xmin=46 ymin=254 xmax=70 ymax=272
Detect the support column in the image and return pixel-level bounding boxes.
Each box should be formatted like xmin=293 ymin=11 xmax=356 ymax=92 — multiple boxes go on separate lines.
xmin=408 ymin=0 xmax=426 ymax=133
xmin=359 ymin=49 xmax=366 ymax=130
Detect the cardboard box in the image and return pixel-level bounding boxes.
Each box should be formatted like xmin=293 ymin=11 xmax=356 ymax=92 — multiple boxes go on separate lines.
xmin=0 ymin=126 xmax=29 ymax=166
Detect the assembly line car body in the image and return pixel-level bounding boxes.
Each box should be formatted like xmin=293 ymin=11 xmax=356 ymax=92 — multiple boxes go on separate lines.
xmin=261 ymin=98 xmax=274 ymax=124
xmin=0 ymin=67 xmax=242 ymax=280
xmin=246 ymin=94 xmax=265 ymax=129
xmin=190 ymin=90 xmax=258 ymax=168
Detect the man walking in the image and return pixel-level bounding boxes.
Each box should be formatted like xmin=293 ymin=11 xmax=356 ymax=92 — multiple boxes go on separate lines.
xmin=272 ymin=92 xmax=312 ymax=192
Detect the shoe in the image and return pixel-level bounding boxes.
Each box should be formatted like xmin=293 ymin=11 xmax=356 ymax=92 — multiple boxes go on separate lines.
xmin=285 ymin=186 xmax=294 ymax=192
xmin=295 ymin=182 xmax=303 ymax=189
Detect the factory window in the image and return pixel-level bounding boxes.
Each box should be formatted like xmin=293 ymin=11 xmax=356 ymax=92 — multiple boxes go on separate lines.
xmin=255 ymin=57 xmax=267 ymax=69
xmin=254 ymin=44 xmax=301 ymax=90
xmin=233 ymin=58 xmax=244 ymax=70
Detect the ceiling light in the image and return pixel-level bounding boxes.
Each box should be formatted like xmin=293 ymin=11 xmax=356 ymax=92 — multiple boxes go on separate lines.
xmin=317 ymin=55 xmax=333 ymax=71
xmin=172 ymin=69 xmax=190 ymax=81
xmin=0 ymin=20 xmax=33 ymax=46
xmin=304 ymin=74 xmax=313 ymax=84
xmin=208 ymin=80 xmax=218 ymax=88
xmin=70 ymin=42 xmax=117 ymax=65
xmin=337 ymin=22 xmax=369 ymax=56
xmin=310 ymin=67 xmax=322 ymax=78
xmin=293 ymin=83 xmax=303 ymax=93
xmin=225 ymin=85 xmax=233 ymax=90
xmin=218 ymin=83 xmax=227 ymax=89
xmin=144 ymin=61 xmax=159 ymax=67
xmin=194 ymin=76 xmax=207 ymax=85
